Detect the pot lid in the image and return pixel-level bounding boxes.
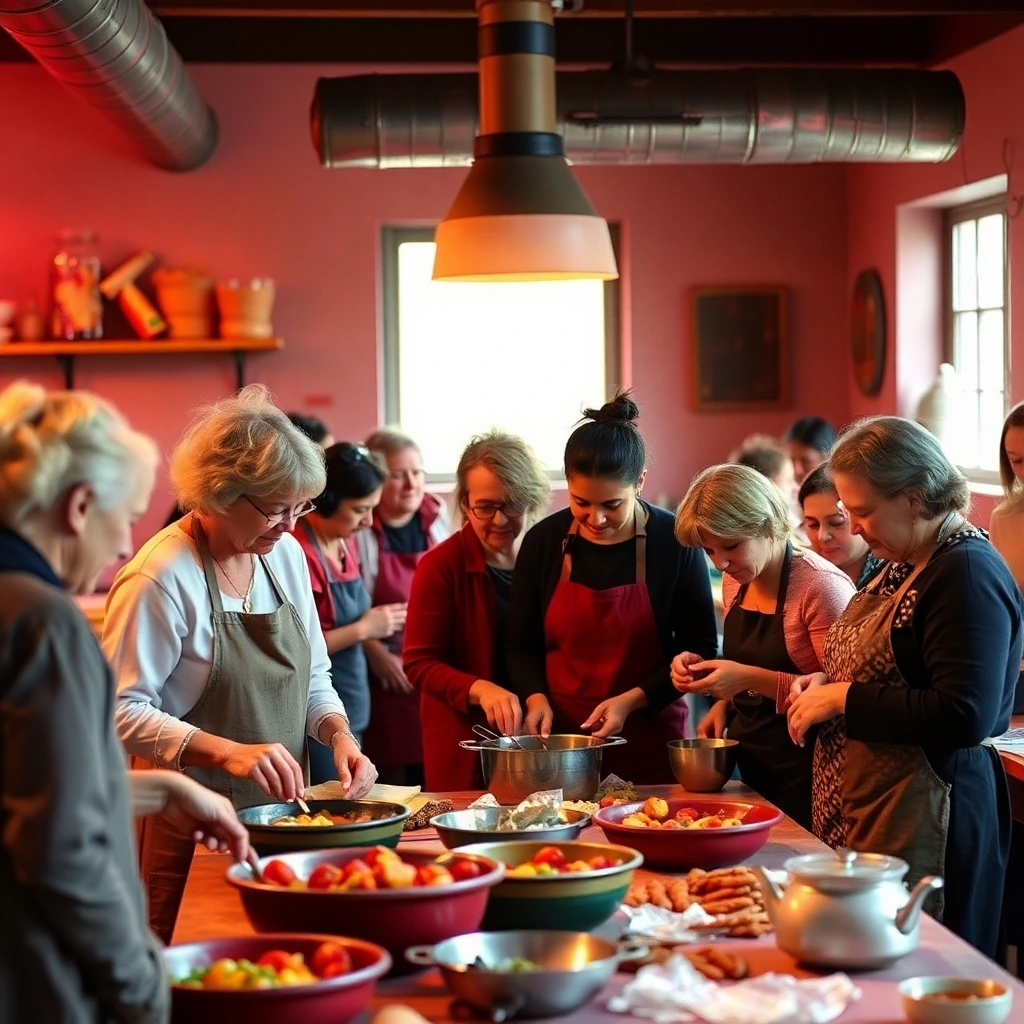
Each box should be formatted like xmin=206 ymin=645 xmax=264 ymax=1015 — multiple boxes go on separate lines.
xmin=784 ymin=851 xmax=909 ymax=891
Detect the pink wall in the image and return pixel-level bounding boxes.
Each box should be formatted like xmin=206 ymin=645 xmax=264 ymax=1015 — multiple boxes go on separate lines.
xmin=0 ymin=63 xmax=849 ymax=548
xmin=845 ymin=23 xmax=1024 ymax=525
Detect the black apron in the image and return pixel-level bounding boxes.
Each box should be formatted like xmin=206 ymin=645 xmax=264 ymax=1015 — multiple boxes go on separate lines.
xmin=723 ymin=542 xmax=815 ymax=831
xmin=302 ymin=522 xmax=373 ymax=785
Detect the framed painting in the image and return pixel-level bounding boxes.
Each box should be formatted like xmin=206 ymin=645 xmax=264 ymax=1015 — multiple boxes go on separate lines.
xmin=689 ymin=286 xmax=789 ymax=411
xmin=851 ymin=269 xmax=886 ymax=397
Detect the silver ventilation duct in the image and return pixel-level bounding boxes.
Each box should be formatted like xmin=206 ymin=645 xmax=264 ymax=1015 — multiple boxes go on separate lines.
xmin=312 ymin=69 xmax=965 ymax=168
xmin=0 ymin=0 xmax=217 ymax=171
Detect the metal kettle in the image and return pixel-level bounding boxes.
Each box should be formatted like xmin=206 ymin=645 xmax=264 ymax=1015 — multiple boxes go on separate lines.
xmin=752 ymin=851 xmax=943 ymax=969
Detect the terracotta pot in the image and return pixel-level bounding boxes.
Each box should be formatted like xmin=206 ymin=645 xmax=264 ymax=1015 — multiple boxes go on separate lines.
xmin=216 ymin=278 xmax=275 ymax=339
xmin=153 ymin=267 xmax=215 ymax=339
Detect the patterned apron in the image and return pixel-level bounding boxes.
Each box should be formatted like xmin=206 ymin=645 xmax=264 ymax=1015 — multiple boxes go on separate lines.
xmin=813 ymin=557 xmax=949 ymax=919
xmin=136 ymin=518 xmax=311 ymax=941
xmin=543 ymin=505 xmax=687 ymax=784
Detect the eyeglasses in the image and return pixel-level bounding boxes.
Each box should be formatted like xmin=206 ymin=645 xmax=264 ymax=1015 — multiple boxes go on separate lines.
xmin=244 ymin=494 xmax=317 ymax=525
xmin=468 ymin=502 xmax=526 ymax=521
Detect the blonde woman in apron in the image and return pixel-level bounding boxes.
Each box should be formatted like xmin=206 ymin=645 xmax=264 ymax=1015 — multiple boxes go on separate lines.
xmin=787 ymin=416 xmax=1022 ymax=959
xmin=104 ymin=387 xmax=377 ymax=942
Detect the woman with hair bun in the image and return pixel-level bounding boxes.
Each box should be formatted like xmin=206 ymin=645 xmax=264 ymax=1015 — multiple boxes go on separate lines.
xmin=294 ymin=443 xmax=406 ymax=783
xmin=507 ymin=392 xmax=718 ymax=782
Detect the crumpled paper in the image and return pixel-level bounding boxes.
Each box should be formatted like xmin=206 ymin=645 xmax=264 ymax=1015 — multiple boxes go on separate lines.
xmin=608 ymin=955 xmax=860 ymax=1024
xmin=468 ymin=789 xmax=568 ymax=830
xmin=622 ymin=903 xmax=718 ymax=942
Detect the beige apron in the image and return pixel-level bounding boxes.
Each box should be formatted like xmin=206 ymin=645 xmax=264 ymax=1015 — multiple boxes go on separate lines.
xmin=813 ymin=557 xmax=949 ymax=919
xmin=137 ymin=520 xmax=311 ymax=941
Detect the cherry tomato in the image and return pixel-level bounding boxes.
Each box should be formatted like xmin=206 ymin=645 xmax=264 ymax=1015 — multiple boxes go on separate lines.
xmin=262 ymin=859 xmax=297 ymax=887
xmin=532 ymin=846 xmax=566 ymax=868
xmin=308 ymin=863 xmax=344 ymax=889
xmin=449 ymin=858 xmax=484 ymax=882
xmin=311 ymin=941 xmax=353 ymax=977
xmin=256 ymin=949 xmax=293 ymax=972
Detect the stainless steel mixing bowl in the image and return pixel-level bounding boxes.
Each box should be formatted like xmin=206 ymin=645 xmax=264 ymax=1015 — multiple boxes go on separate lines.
xmin=667 ymin=738 xmax=739 ymax=792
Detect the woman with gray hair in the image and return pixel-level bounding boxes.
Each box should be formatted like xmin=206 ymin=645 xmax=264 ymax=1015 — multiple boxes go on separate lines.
xmin=0 ymin=381 xmax=249 ymax=1024
xmin=404 ymin=431 xmax=550 ymax=790
xmin=672 ymin=464 xmax=854 ymax=830
xmin=787 ymin=415 xmax=1021 ymax=958
xmin=104 ymin=384 xmax=376 ymax=942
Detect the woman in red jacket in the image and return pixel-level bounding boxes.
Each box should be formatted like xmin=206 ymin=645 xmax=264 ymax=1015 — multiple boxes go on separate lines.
xmin=404 ymin=432 xmax=550 ymax=790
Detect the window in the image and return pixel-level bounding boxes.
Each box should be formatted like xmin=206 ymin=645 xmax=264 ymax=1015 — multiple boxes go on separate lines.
xmin=381 ymin=226 xmax=620 ymax=480
xmin=945 ymin=199 xmax=1008 ymax=479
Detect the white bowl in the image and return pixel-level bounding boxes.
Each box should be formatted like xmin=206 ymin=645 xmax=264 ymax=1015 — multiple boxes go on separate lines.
xmin=899 ymin=976 xmax=1012 ymax=1024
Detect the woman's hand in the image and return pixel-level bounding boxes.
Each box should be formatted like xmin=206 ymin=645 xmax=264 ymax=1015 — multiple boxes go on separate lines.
xmin=581 ymin=688 xmax=644 ymax=739
xmin=523 ymin=693 xmax=554 ymax=738
xmin=786 ymin=671 xmax=828 ymax=708
xmin=366 ymin=643 xmax=414 ymax=694
xmin=469 ymin=680 xmax=523 ymax=736
xmin=675 ymin=659 xmax=749 ymax=700
xmin=330 ymin=732 xmax=378 ymax=797
xmin=670 ymin=651 xmax=706 ymax=691
xmin=787 ymin=681 xmax=851 ymax=747
xmin=158 ymin=774 xmax=251 ymax=860
xmin=361 ymin=603 xmax=407 ymax=641
xmin=220 ymin=741 xmax=305 ymax=801
xmin=696 ymin=699 xmax=730 ymax=739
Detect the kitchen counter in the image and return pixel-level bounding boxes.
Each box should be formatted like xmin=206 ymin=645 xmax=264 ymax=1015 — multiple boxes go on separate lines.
xmin=172 ymin=783 xmax=1024 ymax=1022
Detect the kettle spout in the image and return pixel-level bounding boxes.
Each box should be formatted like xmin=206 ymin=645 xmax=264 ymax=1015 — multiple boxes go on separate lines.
xmin=895 ymin=875 xmax=944 ymax=935
xmin=750 ymin=865 xmax=783 ymax=922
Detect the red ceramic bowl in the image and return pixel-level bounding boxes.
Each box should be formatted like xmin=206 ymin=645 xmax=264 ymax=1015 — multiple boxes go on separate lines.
xmin=594 ymin=798 xmax=783 ymax=870
xmin=165 ymin=933 xmax=390 ymax=1024
xmin=226 ymin=848 xmax=504 ymax=973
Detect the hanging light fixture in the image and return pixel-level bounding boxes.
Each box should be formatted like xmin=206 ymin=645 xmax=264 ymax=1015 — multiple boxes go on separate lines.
xmin=432 ymin=0 xmax=618 ymax=282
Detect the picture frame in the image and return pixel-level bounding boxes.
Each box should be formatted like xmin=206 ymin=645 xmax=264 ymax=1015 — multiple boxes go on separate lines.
xmin=851 ymin=268 xmax=886 ymax=397
xmin=689 ymin=286 xmax=789 ymax=411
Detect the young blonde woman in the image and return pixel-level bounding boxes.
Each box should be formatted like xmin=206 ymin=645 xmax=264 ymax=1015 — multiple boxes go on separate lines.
xmin=672 ymin=464 xmax=854 ymax=830
xmin=404 ymin=431 xmax=550 ymax=790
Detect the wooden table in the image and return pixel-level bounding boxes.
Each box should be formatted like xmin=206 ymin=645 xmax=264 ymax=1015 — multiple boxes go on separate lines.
xmin=1000 ymin=715 xmax=1024 ymax=825
xmin=173 ymin=783 xmax=1024 ymax=1022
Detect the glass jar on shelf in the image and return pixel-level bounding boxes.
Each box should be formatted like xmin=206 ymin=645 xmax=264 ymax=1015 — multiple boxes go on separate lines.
xmin=52 ymin=230 xmax=103 ymax=340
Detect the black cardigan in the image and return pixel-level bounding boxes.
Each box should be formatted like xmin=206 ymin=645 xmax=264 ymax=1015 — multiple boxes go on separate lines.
xmin=505 ymin=502 xmax=719 ymax=710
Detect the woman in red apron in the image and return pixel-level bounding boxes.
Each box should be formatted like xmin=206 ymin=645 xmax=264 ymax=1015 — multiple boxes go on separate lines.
xmin=357 ymin=428 xmax=450 ymax=786
xmin=788 ymin=416 xmax=1021 ymax=958
xmin=405 ymin=432 xmax=551 ymax=790
xmin=507 ymin=392 xmax=718 ymax=784
xmin=671 ymin=464 xmax=854 ymax=832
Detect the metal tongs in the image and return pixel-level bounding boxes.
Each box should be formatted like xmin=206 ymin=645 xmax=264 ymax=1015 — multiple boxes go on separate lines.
xmin=472 ymin=723 xmax=530 ymax=750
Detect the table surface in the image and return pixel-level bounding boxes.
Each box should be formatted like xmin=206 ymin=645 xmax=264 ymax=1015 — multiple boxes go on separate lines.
xmin=173 ymin=782 xmax=1024 ymax=1023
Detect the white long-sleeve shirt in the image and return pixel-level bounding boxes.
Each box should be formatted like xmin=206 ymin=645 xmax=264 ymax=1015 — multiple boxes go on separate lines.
xmin=103 ymin=524 xmax=345 ymax=769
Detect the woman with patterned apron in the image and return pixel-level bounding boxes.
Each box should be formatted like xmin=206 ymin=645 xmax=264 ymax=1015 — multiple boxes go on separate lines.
xmin=508 ymin=393 xmax=718 ymax=782
xmin=357 ymin=428 xmax=450 ymax=786
xmin=295 ymin=443 xmax=406 ymax=784
xmin=104 ymin=388 xmax=376 ymax=941
xmin=672 ymin=464 xmax=854 ymax=831
xmin=788 ymin=416 xmax=1021 ymax=958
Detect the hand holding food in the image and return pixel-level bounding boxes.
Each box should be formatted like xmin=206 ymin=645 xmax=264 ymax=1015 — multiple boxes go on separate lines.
xmin=670 ymin=651 xmax=706 ymax=691
xmin=221 ymin=741 xmax=305 ymax=801
xmin=523 ymin=693 xmax=554 ymax=738
xmin=581 ymin=688 xmax=643 ymax=739
xmin=470 ymin=679 xmax=524 ymax=736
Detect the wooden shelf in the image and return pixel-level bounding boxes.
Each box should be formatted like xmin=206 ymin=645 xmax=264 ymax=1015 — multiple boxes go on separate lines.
xmin=0 ymin=337 xmax=284 ymax=389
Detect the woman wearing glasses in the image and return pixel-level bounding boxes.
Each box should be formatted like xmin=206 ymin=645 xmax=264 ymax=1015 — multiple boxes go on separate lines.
xmin=356 ymin=427 xmax=450 ymax=785
xmin=103 ymin=385 xmax=377 ymax=941
xmin=404 ymin=432 xmax=550 ymax=789
xmin=295 ymin=443 xmax=409 ymax=784
xmin=507 ymin=393 xmax=719 ymax=782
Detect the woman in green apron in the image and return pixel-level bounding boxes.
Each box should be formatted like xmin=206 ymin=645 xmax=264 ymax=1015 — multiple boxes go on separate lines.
xmin=788 ymin=416 xmax=1021 ymax=959
xmin=673 ymin=464 xmax=854 ymax=830
xmin=104 ymin=385 xmax=377 ymax=942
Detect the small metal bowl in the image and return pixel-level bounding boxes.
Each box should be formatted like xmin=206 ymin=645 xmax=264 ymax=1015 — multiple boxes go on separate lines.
xmin=405 ymin=930 xmax=648 ymax=1020
xmin=667 ymin=738 xmax=739 ymax=792
xmin=430 ymin=808 xmax=591 ymax=849
xmin=899 ymin=977 xmax=1012 ymax=1024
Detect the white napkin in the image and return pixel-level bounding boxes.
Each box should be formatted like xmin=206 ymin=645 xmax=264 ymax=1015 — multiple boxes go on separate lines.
xmin=468 ymin=793 xmax=501 ymax=809
xmin=608 ymin=955 xmax=860 ymax=1024
xmin=622 ymin=903 xmax=718 ymax=942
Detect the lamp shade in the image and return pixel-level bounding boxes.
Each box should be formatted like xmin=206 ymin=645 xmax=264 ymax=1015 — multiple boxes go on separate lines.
xmin=431 ymin=0 xmax=618 ymax=283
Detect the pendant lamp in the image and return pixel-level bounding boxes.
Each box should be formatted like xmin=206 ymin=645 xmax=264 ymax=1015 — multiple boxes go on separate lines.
xmin=431 ymin=0 xmax=618 ymax=282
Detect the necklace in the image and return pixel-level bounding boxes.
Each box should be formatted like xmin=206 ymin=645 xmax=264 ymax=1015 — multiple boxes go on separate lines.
xmin=935 ymin=510 xmax=965 ymax=547
xmin=310 ymin=523 xmax=346 ymax=572
xmin=211 ymin=550 xmax=256 ymax=613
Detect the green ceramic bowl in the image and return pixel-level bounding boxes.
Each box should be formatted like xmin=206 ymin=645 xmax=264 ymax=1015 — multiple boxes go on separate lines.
xmin=457 ymin=839 xmax=643 ymax=932
xmin=236 ymin=799 xmax=410 ymax=856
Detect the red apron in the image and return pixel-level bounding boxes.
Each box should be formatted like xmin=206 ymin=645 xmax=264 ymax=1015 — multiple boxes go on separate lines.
xmin=362 ymin=540 xmax=426 ymax=769
xmin=543 ymin=506 xmax=686 ymax=784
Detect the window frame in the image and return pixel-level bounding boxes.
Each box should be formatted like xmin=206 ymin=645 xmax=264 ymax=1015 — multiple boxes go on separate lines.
xmin=942 ymin=196 xmax=1010 ymax=484
xmin=380 ymin=224 xmax=623 ymax=483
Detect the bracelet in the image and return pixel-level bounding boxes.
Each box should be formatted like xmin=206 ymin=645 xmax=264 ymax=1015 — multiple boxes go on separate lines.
xmin=173 ymin=727 xmax=199 ymax=772
xmin=330 ymin=727 xmax=361 ymax=752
